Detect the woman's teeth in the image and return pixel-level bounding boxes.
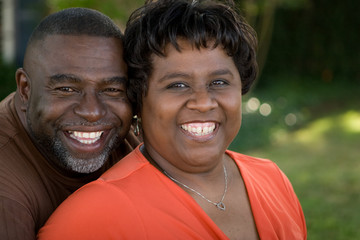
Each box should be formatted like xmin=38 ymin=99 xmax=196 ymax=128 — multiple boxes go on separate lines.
xmin=181 ymin=123 xmax=216 ymax=136
xmin=68 ymin=131 xmax=103 ymax=144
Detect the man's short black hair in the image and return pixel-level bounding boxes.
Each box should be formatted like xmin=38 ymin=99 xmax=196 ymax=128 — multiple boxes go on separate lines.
xmin=27 ymin=7 xmax=123 ymax=45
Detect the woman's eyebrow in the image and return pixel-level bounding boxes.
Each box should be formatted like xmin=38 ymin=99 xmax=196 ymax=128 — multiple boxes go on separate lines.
xmin=158 ymin=72 xmax=191 ymax=83
xmin=209 ymin=69 xmax=234 ymax=77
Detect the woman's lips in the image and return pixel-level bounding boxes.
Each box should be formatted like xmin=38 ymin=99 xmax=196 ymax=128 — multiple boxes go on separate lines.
xmin=181 ymin=122 xmax=216 ymax=137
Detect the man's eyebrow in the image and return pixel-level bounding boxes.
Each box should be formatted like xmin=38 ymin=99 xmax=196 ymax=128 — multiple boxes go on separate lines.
xmin=48 ymin=75 xmax=127 ymax=84
xmin=103 ymin=76 xmax=128 ymax=85
xmin=48 ymin=74 xmax=81 ymax=84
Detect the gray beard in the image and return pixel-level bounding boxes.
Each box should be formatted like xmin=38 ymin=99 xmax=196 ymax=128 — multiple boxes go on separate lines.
xmin=51 ymin=136 xmax=117 ymax=173
xmin=27 ymin=119 xmax=119 ymax=174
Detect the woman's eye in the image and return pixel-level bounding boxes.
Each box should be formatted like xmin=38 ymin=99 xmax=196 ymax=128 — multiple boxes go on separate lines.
xmin=211 ymin=79 xmax=228 ymax=87
xmin=104 ymin=88 xmax=120 ymax=92
xmin=167 ymin=82 xmax=188 ymax=89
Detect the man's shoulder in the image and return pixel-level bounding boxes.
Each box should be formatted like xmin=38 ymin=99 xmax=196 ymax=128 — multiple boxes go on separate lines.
xmin=0 ymin=91 xmax=47 ymax=205
xmin=0 ymin=195 xmax=36 ymax=240
xmin=0 ymin=92 xmax=16 ymax=116
xmin=0 ymin=93 xmax=21 ymax=147
xmin=0 ymin=139 xmax=64 ymax=236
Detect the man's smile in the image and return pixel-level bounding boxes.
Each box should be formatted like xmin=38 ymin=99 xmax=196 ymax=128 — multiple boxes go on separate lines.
xmin=68 ymin=131 xmax=104 ymax=145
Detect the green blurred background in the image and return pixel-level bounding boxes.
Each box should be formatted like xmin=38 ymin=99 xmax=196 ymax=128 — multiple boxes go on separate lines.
xmin=1 ymin=0 xmax=359 ymax=239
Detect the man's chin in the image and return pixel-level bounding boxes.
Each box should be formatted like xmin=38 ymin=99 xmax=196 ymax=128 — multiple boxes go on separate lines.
xmin=64 ymin=155 xmax=108 ymax=174
xmin=44 ymin=134 xmax=119 ymax=174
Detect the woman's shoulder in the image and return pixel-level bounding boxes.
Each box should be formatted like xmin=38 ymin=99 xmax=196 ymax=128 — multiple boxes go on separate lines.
xmin=43 ymin=146 xmax=152 ymax=225
xmin=226 ymin=149 xmax=276 ymax=166
xmin=225 ymin=149 xmax=292 ymax=190
xmin=38 ymin=179 xmax=143 ymax=240
xmin=100 ymin=145 xmax=149 ymax=181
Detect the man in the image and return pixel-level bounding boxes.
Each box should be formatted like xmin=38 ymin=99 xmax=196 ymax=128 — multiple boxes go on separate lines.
xmin=0 ymin=8 xmax=138 ymax=239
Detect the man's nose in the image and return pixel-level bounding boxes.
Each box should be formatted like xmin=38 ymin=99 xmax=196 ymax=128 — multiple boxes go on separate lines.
xmin=73 ymin=93 xmax=106 ymax=122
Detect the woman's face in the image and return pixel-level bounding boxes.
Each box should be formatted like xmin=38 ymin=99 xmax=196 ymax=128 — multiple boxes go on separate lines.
xmin=141 ymin=40 xmax=242 ymax=172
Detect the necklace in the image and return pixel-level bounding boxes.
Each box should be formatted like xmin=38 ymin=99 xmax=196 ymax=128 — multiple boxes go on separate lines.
xmin=163 ymin=164 xmax=228 ymax=211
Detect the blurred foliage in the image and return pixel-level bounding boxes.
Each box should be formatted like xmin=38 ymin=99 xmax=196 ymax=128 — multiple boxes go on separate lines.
xmin=236 ymin=0 xmax=310 ymax=77
xmin=45 ymin=0 xmax=145 ymax=28
xmin=0 ymin=62 xmax=17 ymax=98
xmin=46 ymin=0 xmax=360 ymax=86
xmin=230 ymin=74 xmax=359 ymax=151
xmin=260 ymin=0 xmax=360 ymax=83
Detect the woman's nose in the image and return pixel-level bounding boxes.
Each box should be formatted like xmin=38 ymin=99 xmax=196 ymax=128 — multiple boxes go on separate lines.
xmin=186 ymin=88 xmax=218 ymax=112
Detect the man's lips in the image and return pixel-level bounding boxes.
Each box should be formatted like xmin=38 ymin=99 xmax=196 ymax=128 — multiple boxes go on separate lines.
xmin=68 ymin=131 xmax=104 ymax=145
xmin=180 ymin=122 xmax=216 ymax=136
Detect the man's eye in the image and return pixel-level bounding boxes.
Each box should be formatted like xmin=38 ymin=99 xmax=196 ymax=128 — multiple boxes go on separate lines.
xmin=102 ymin=88 xmax=125 ymax=97
xmin=57 ymin=87 xmax=76 ymax=92
xmin=104 ymin=88 xmax=121 ymax=92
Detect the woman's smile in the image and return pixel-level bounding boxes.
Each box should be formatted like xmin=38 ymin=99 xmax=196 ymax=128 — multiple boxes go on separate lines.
xmin=180 ymin=122 xmax=218 ymax=141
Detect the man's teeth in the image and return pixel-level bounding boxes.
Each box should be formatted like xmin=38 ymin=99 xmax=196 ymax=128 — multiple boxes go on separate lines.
xmin=181 ymin=123 xmax=216 ymax=136
xmin=68 ymin=131 xmax=103 ymax=144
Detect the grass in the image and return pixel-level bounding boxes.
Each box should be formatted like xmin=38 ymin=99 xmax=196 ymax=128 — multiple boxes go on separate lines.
xmin=243 ymin=110 xmax=360 ymax=239
xmin=229 ymin=77 xmax=360 ymax=239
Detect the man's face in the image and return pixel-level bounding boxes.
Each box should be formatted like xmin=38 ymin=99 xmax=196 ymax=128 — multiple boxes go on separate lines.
xmin=22 ymin=35 xmax=132 ymax=174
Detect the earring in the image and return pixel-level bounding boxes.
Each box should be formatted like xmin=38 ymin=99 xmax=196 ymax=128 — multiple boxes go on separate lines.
xmin=133 ymin=115 xmax=141 ymax=136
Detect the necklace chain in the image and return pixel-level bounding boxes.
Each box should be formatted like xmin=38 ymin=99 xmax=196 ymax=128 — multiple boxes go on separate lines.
xmin=163 ymin=164 xmax=228 ymax=211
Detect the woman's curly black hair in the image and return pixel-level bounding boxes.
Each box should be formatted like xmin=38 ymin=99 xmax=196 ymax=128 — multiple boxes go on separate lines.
xmin=124 ymin=0 xmax=258 ymax=113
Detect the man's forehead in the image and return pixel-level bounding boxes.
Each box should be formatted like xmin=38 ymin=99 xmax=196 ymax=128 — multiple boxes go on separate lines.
xmin=24 ymin=34 xmax=125 ymax=78
xmin=30 ymin=34 xmax=123 ymax=62
xmin=39 ymin=34 xmax=122 ymax=47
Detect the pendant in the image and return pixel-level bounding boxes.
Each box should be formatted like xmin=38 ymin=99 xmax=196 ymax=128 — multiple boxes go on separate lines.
xmin=216 ymin=202 xmax=226 ymax=211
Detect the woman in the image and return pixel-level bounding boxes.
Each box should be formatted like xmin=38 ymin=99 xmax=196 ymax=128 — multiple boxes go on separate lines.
xmin=38 ymin=0 xmax=307 ymax=239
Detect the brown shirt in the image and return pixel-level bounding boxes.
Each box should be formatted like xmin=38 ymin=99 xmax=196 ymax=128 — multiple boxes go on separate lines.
xmin=0 ymin=93 xmax=135 ymax=240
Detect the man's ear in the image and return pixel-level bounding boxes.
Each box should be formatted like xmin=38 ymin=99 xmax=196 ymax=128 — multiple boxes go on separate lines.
xmin=15 ymin=68 xmax=31 ymax=111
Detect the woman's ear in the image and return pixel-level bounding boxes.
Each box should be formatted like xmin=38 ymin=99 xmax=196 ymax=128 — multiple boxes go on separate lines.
xmin=15 ymin=68 xmax=31 ymax=112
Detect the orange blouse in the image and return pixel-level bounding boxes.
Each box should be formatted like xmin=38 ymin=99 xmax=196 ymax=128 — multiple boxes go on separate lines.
xmin=38 ymin=145 xmax=307 ymax=239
